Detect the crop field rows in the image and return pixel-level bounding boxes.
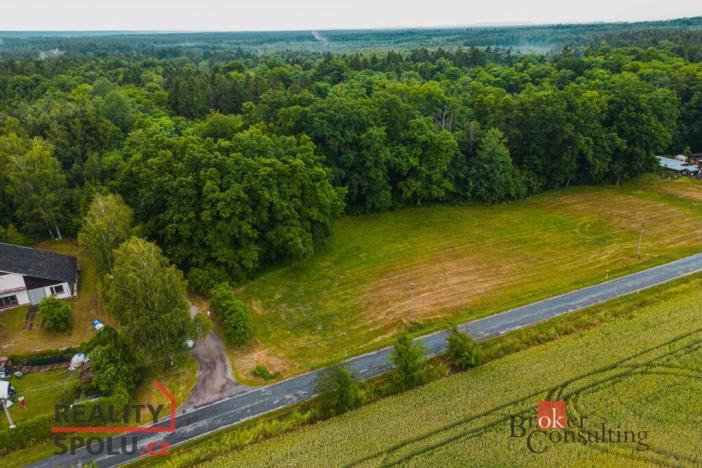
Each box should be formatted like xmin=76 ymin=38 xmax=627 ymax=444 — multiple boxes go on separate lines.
xmin=342 ymin=330 xmax=702 ymax=467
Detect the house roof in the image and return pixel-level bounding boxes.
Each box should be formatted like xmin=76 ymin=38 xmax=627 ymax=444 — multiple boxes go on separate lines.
xmin=0 ymin=242 xmax=77 ymax=284
xmin=656 ymin=156 xmax=699 ymax=173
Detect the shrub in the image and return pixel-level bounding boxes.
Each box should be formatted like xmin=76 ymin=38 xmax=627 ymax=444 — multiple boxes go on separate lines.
xmin=83 ymin=326 xmax=141 ymax=394
xmin=187 ymin=265 xmax=230 ymax=295
xmin=314 ymin=365 xmax=362 ymax=417
xmin=0 ymin=224 xmax=31 ymax=245
xmin=391 ymin=332 xmax=431 ymax=389
xmin=446 ymin=327 xmax=482 ymax=369
xmin=252 ymin=364 xmax=281 ymax=381
xmin=39 ymin=296 xmax=72 ymax=332
xmin=210 ymin=283 xmax=254 ymax=345
xmin=192 ymin=312 xmax=212 ymax=339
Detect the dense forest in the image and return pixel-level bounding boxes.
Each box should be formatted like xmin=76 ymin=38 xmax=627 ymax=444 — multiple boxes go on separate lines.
xmin=1 ymin=23 xmax=702 ymax=291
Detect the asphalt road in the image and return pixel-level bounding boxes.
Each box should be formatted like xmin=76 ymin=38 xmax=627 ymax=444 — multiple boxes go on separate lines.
xmin=31 ymin=252 xmax=702 ymax=467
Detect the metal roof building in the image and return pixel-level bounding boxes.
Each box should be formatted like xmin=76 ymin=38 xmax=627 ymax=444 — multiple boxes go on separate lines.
xmin=656 ymin=156 xmax=699 ymax=174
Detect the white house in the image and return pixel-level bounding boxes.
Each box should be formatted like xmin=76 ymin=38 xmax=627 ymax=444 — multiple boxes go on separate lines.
xmin=0 ymin=242 xmax=78 ymax=310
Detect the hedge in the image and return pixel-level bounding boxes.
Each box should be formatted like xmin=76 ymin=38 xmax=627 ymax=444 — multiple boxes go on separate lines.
xmin=0 ymin=414 xmax=54 ymax=455
xmin=8 ymin=347 xmax=79 ymax=366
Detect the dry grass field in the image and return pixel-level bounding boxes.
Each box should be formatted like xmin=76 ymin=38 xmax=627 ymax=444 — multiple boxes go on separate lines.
xmin=232 ymin=176 xmax=702 ymax=378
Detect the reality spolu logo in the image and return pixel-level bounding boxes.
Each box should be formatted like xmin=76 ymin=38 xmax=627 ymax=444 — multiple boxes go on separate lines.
xmin=52 ymin=380 xmax=175 ymax=458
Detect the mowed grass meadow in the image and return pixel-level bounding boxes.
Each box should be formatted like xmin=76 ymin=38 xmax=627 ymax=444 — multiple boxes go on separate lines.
xmin=204 ymin=274 xmax=702 ymax=468
xmin=233 ymin=176 xmax=702 ymax=377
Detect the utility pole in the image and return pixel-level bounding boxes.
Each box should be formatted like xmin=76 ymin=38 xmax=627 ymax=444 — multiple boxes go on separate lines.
xmin=1 ymin=398 xmax=15 ymax=429
xmin=408 ymin=282 xmax=416 ymax=323
xmin=636 ymin=222 xmax=646 ymax=259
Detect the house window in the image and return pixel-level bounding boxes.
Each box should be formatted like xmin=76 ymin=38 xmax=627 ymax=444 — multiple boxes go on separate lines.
xmin=0 ymin=295 xmax=18 ymax=307
xmin=50 ymin=285 xmax=65 ymax=295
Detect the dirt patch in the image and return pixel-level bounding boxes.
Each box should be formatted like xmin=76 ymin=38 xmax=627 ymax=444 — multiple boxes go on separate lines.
xmin=233 ymin=341 xmax=297 ymax=379
xmin=250 ymin=300 xmax=264 ymax=315
xmin=361 ymin=254 xmax=518 ymax=331
xmin=359 ymin=190 xmax=702 ymax=335
xmin=555 ymin=191 xmax=702 ymax=248
xmin=24 ymin=306 xmax=38 ymax=330
xmin=660 ymin=182 xmax=702 ymax=202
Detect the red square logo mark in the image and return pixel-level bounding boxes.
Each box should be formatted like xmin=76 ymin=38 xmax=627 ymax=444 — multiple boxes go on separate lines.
xmin=537 ymin=401 xmax=567 ymax=430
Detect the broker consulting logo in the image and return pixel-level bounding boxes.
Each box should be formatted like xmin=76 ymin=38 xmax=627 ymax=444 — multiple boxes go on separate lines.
xmin=509 ymin=400 xmax=650 ymax=454
xmin=52 ymin=380 xmax=175 ymax=458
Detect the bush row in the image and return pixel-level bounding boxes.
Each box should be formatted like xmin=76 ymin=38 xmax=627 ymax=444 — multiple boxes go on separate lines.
xmin=8 ymin=347 xmax=78 ymax=366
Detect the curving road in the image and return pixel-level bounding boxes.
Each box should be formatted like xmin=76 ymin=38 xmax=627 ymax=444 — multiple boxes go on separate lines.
xmin=30 ymin=252 xmax=702 ymax=468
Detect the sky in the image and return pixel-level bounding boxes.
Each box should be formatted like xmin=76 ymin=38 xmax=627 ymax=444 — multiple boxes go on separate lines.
xmin=1 ymin=0 xmax=700 ymax=31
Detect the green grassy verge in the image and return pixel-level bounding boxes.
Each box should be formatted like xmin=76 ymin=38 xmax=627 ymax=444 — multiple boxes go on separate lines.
xmin=0 ymin=370 xmax=78 ymax=430
xmin=230 ymin=176 xmax=702 ymax=378
xmin=197 ymin=273 xmax=702 ymax=467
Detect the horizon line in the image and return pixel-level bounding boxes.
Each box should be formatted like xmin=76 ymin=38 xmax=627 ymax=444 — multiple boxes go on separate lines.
xmin=0 ymin=14 xmax=699 ymax=35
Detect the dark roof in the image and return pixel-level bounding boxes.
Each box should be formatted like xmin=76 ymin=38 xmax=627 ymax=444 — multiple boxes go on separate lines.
xmin=0 ymin=242 xmax=77 ymax=284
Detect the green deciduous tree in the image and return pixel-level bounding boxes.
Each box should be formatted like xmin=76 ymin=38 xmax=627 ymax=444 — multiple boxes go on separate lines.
xmin=304 ymin=95 xmax=391 ymax=212
xmin=105 ymin=237 xmax=193 ymax=365
xmin=78 ymin=193 xmax=134 ymax=276
xmin=395 ymin=117 xmax=457 ymax=206
xmin=83 ymin=326 xmax=141 ymax=394
xmin=5 ymin=138 xmax=67 ymax=238
xmin=468 ymin=128 xmax=524 ymax=204
xmin=446 ymin=327 xmax=482 ymax=370
xmin=209 ymin=283 xmax=254 ymax=346
xmin=100 ymin=90 xmax=135 ymax=134
xmin=197 ymin=112 xmax=244 ymax=140
xmin=117 ymin=122 xmax=344 ymax=282
xmin=315 ymin=365 xmax=362 ymax=417
xmin=39 ymin=296 xmax=72 ymax=333
xmin=600 ymin=73 xmax=679 ymax=184
xmin=391 ymin=332 xmax=431 ymax=389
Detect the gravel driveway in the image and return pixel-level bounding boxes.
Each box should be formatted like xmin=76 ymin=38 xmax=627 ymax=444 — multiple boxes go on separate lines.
xmin=184 ymin=305 xmax=249 ymax=409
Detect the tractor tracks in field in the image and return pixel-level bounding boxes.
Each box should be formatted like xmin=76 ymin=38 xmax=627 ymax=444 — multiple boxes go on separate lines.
xmin=345 ymin=328 xmax=702 ymax=468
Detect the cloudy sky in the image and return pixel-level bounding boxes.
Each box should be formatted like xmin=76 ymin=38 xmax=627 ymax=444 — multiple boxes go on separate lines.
xmin=2 ymin=0 xmax=699 ymax=31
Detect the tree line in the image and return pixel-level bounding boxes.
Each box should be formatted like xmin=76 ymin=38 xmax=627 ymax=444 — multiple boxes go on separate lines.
xmin=0 ymin=40 xmax=700 ymax=287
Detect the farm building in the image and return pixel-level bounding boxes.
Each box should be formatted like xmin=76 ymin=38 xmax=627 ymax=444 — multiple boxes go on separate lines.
xmin=656 ymin=156 xmax=700 ymax=175
xmin=0 ymin=243 xmax=78 ymax=310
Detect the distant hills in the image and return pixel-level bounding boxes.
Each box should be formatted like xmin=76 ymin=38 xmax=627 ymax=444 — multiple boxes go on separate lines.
xmin=0 ymin=16 xmax=701 ymax=56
